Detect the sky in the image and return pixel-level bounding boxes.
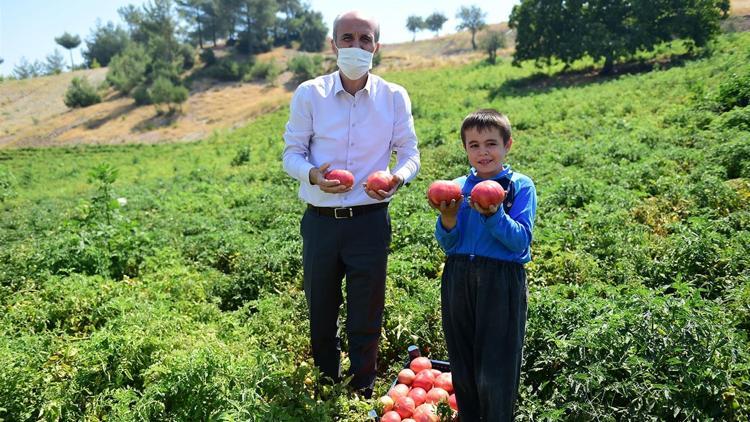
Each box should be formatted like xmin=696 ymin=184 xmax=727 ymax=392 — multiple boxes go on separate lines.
xmin=0 ymin=0 xmax=521 ymax=76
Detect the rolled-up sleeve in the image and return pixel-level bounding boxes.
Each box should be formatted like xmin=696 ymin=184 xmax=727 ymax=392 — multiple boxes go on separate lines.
xmin=390 ymin=87 xmax=420 ymax=185
xmin=282 ymin=84 xmax=315 ymax=184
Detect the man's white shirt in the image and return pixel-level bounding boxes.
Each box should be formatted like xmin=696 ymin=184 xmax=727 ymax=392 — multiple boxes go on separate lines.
xmin=283 ymin=71 xmax=420 ymax=207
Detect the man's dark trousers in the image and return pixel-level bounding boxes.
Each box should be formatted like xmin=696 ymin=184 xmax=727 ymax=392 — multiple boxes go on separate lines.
xmin=441 ymin=254 xmax=528 ymax=422
xmin=301 ymin=205 xmax=391 ymax=393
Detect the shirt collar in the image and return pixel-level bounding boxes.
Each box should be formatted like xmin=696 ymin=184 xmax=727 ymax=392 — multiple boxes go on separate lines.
xmin=468 ymin=164 xmax=512 ymax=182
xmin=333 ymin=71 xmax=372 ymax=96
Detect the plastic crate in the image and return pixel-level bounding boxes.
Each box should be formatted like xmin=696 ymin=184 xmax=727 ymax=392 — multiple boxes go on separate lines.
xmin=368 ymin=345 xmax=451 ymax=421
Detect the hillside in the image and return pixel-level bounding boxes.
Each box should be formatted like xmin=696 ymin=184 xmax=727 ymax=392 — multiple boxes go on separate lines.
xmin=0 ymin=27 xmax=496 ymax=149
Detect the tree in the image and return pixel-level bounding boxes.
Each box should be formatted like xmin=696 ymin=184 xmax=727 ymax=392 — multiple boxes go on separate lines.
xmin=45 ymin=49 xmax=66 ymax=75
xmin=13 ymin=57 xmax=43 ymax=79
xmin=149 ymin=76 xmax=188 ymax=114
xmin=237 ymin=0 xmax=277 ymax=53
xmin=480 ymin=30 xmax=505 ymax=64
xmin=406 ymin=15 xmax=425 ymax=42
xmin=296 ymin=9 xmax=328 ymax=52
xmin=55 ymin=32 xmax=82 ymax=70
xmin=83 ymin=21 xmax=130 ymax=67
xmin=456 ymin=6 xmax=486 ymax=50
xmin=107 ymin=44 xmax=150 ymax=94
xmin=425 ymin=12 xmax=448 ymax=37
xmin=510 ymin=0 xmax=730 ymax=74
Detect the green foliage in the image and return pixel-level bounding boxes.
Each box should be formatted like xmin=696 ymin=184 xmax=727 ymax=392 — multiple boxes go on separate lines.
xmin=510 ymin=0 xmax=730 ymax=73
xmin=519 ymin=283 xmax=750 ymax=420
xmin=296 ymin=9 xmax=328 ymax=52
xmin=107 ymin=44 xmax=149 ymax=94
xmin=245 ymin=59 xmax=282 ymax=84
xmin=406 ymin=15 xmax=425 ymax=41
xmin=1 ymin=32 xmax=750 ymax=421
xmin=149 ymin=76 xmax=189 ymax=115
xmin=425 ymin=12 xmax=448 ymax=36
xmin=288 ymin=54 xmax=323 ymax=84
xmin=456 ymin=5 xmax=486 ymax=50
xmin=716 ymin=73 xmax=750 ymax=112
xmin=199 ymin=47 xmax=216 ymax=66
xmin=480 ymin=30 xmax=505 ymax=64
xmin=83 ymin=21 xmax=130 ymax=67
xmin=44 ymin=49 xmax=66 ymax=75
xmin=207 ymin=57 xmax=254 ymax=81
xmin=63 ymin=77 xmax=102 ymax=109
xmin=179 ymin=43 xmax=196 ymax=70
xmin=0 ymin=167 xmax=16 ymax=203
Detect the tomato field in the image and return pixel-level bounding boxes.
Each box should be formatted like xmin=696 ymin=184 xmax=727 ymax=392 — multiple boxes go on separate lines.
xmin=1 ymin=32 xmax=749 ymax=420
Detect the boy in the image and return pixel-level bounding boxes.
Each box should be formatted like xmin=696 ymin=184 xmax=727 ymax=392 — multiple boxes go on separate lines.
xmin=428 ymin=109 xmax=537 ymax=421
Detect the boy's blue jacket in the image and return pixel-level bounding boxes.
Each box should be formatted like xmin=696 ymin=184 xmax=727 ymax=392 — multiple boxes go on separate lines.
xmin=435 ymin=165 xmax=537 ymax=264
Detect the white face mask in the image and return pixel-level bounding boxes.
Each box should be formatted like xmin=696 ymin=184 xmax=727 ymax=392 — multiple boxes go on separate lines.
xmin=336 ymin=47 xmax=373 ymax=80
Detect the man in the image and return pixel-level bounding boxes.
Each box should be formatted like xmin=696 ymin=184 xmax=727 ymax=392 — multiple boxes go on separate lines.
xmin=282 ymin=10 xmax=420 ymax=397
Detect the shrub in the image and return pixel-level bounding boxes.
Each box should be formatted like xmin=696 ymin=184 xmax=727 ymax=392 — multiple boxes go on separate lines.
xmin=179 ymin=44 xmax=196 ymax=70
xmin=132 ymin=84 xmax=152 ymax=105
xmin=207 ymin=58 xmax=253 ymax=82
xmin=231 ymin=146 xmax=251 ymax=166
xmin=63 ymin=77 xmax=102 ymax=108
xmin=288 ymin=54 xmax=323 ymax=84
xmin=149 ymin=77 xmax=189 ymax=115
xmin=245 ymin=60 xmax=282 ymax=84
xmin=716 ymin=73 xmax=750 ymax=112
xmin=106 ymin=44 xmax=149 ymax=94
xmin=200 ymin=48 xmax=216 ymax=66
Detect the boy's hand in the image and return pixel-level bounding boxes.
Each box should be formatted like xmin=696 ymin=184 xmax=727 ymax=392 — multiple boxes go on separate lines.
xmin=469 ymin=199 xmax=499 ymax=216
xmin=309 ymin=163 xmax=352 ymax=194
xmin=428 ymin=195 xmax=464 ymax=230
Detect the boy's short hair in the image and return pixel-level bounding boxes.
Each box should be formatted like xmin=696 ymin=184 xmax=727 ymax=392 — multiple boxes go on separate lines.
xmin=460 ymin=109 xmax=512 ymax=146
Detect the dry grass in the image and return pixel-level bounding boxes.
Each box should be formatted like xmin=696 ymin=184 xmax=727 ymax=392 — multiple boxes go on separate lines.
xmin=733 ymin=0 xmax=750 ymax=15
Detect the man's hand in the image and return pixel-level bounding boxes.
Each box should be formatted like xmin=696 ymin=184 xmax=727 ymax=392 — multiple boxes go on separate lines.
xmin=469 ymin=199 xmax=499 ymax=216
xmin=309 ymin=163 xmax=352 ymax=194
xmin=364 ymin=174 xmax=403 ymax=201
xmin=428 ymin=195 xmax=464 ymax=230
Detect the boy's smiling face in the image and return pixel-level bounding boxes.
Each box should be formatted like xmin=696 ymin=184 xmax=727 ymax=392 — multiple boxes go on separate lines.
xmin=463 ymin=126 xmax=513 ymax=179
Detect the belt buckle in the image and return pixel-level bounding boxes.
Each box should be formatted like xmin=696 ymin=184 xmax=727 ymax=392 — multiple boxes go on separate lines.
xmin=334 ymin=207 xmax=353 ymax=219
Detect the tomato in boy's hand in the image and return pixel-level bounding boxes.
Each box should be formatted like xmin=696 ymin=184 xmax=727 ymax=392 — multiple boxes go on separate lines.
xmin=427 ymin=180 xmax=462 ymax=204
xmin=470 ymin=180 xmax=506 ymax=209
xmin=324 ymin=169 xmax=354 ymax=188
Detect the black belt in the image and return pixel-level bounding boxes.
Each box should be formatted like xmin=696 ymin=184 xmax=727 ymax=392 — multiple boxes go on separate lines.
xmin=307 ymin=202 xmax=388 ymax=219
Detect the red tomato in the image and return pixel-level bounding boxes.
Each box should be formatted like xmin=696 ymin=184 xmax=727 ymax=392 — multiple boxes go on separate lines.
xmin=427 ymin=180 xmax=462 ymax=204
xmin=378 ymin=395 xmax=395 ymax=414
xmin=389 ymin=383 xmax=410 ymax=400
xmin=412 ymin=403 xmax=439 ymax=422
xmin=394 ymin=396 xmax=416 ymax=419
xmin=425 ymin=387 xmax=449 ymax=404
xmin=470 ymin=180 xmax=506 ymax=209
xmin=412 ymin=370 xmax=435 ymax=391
xmin=407 ymin=387 xmax=427 ymax=406
xmin=409 ymin=357 xmax=432 ymax=374
xmin=323 ymin=169 xmax=355 ymax=188
xmin=366 ymin=171 xmax=395 ymax=192
xmin=398 ymin=368 xmax=416 ymax=385
xmin=448 ymin=393 xmax=458 ymax=411
xmin=429 ymin=369 xmax=442 ymax=378
xmin=434 ymin=372 xmax=453 ymax=394
xmin=381 ymin=410 xmax=402 ymax=422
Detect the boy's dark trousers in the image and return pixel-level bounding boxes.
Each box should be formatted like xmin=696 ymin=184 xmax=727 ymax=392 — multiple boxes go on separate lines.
xmin=441 ymin=254 xmax=528 ymax=422
xmin=300 ymin=205 xmax=391 ymax=395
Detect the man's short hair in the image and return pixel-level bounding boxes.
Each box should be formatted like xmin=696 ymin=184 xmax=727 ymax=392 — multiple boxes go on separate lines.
xmin=332 ymin=13 xmax=380 ymax=43
xmin=460 ymin=109 xmax=512 ymax=146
